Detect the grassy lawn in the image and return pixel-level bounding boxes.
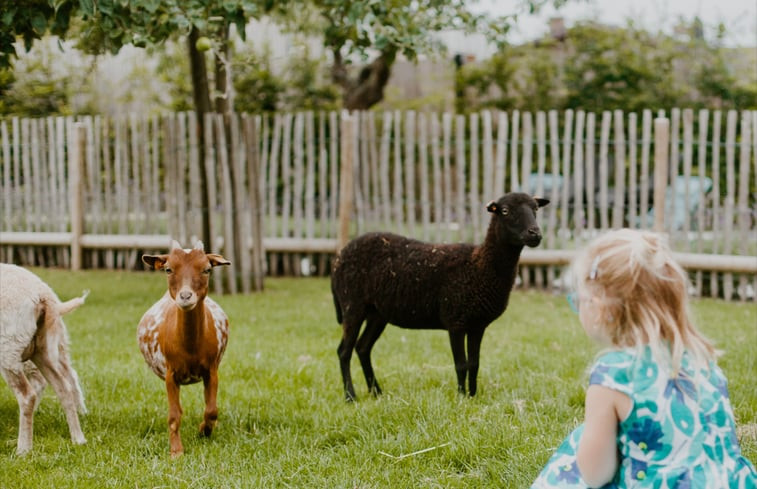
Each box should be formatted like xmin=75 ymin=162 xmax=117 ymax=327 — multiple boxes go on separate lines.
xmin=1 ymin=269 xmax=755 ymax=488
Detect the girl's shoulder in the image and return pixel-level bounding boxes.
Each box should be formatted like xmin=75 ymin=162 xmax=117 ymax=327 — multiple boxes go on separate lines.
xmin=590 ymin=347 xmax=640 ymax=375
xmin=588 ymin=347 xmax=638 ymax=395
xmin=589 ymin=346 xmax=724 ymax=396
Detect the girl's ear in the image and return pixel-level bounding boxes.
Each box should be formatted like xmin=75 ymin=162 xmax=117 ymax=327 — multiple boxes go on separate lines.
xmin=486 ymin=201 xmax=499 ymax=213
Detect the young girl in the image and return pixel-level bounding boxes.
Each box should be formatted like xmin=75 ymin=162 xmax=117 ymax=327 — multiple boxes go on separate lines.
xmin=532 ymin=228 xmax=756 ymax=488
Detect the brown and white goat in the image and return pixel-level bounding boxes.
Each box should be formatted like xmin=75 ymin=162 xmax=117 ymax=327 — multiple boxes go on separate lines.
xmin=137 ymin=240 xmax=230 ymax=457
xmin=0 ymin=263 xmax=88 ymax=455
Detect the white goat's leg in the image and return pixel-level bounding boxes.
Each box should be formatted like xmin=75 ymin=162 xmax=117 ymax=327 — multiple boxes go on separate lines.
xmin=23 ymin=361 xmax=48 ymax=411
xmin=33 ymin=356 xmax=86 ymax=446
xmin=57 ymin=347 xmax=87 ymax=414
xmin=1 ymin=366 xmax=38 ymax=455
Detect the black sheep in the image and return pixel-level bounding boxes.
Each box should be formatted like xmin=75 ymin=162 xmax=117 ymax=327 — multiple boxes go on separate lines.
xmin=331 ymin=192 xmax=549 ymax=401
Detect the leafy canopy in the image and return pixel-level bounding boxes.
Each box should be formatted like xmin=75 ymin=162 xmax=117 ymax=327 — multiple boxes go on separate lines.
xmin=0 ymin=0 xmax=74 ymax=67
xmin=280 ymin=0 xmax=547 ymax=60
xmin=75 ymin=0 xmax=269 ymax=53
xmin=1 ymin=0 xmax=276 ymax=66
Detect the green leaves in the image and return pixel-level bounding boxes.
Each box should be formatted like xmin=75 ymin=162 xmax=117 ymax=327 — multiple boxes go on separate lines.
xmin=78 ymin=0 xmax=95 ymax=16
xmin=0 ymin=0 xmax=275 ymax=67
xmin=30 ymin=11 xmax=48 ymax=34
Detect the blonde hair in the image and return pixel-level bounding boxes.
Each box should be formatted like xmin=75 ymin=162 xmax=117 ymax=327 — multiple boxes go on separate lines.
xmin=572 ymin=228 xmax=717 ymax=375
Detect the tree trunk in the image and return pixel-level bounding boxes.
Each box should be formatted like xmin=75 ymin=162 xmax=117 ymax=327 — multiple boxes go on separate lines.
xmin=213 ymin=23 xmax=241 ymax=293
xmin=214 ymin=24 xmax=231 ymax=116
xmin=188 ymin=27 xmax=212 ymax=246
xmin=332 ymin=49 xmax=395 ymax=110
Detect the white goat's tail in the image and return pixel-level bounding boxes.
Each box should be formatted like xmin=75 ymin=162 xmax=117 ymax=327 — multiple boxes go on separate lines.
xmin=57 ymin=289 xmax=90 ymax=316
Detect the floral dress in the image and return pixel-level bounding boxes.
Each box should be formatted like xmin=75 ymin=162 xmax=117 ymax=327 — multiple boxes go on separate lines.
xmin=532 ymin=346 xmax=757 ymax=488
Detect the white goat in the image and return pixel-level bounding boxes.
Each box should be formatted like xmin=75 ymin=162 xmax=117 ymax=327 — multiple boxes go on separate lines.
xmin=0 ymin=264 xmax=88 ymax=455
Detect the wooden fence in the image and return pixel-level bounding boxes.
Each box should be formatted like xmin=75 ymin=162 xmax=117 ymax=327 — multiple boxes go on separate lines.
xmin=1 ymin=109 xmax=755 ymax=300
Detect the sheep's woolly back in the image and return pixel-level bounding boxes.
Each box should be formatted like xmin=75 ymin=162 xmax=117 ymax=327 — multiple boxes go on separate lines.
xmin=0 ymin=263 xmax=88 ymax=412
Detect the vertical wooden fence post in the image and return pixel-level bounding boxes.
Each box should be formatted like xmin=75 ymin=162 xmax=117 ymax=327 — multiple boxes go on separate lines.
xmin=337 ymin=111 xmax=355 ymax=252
xmin=69 ymin=123 xmax=86 ymax=270
xmin=653 ymin=117 xmax=670 ymax=233
xmin=244 ymin=114 xmax=265 ymax=291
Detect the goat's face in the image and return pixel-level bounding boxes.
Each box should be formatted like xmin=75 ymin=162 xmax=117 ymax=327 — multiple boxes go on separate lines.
xmin=142 ymin=241 xmax=230 ymax=311
xmin=486 ymin=193 xmax=549 ymax=247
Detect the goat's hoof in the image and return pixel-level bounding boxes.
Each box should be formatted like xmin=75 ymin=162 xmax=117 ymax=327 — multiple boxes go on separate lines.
xmin=15 ymin=446 xmax=31 ymax=456
xmin=170 ymin=449 xmax=183 ymax=458
xmin=199 ymin=422 xmax=213 ymax=437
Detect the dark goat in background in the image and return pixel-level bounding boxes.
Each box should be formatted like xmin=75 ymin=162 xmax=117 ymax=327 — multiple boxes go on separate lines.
xmin=331 ymin=192 xmax=549 ymax=401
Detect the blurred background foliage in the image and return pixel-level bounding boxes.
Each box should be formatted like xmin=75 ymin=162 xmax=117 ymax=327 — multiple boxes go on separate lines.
xmin=0 ymin=7 xmax=754 ymax=117
xmin=454 ymin=19 xmax=756 ymax=114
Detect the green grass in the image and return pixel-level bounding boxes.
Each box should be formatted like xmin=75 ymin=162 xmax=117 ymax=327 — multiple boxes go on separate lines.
xmin=1 ymin=269 xmax=755 ymax=488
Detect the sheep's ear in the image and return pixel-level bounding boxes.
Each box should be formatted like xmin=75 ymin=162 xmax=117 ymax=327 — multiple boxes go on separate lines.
xmin=535 ymin=197 xmax=550 ymax=208
xmin=207 ymin=254 xmax=231 ymax=267
xmin=142 ymin=254 xmax=169 ymax=270
xmin=486 ymin=201 xmax=499 ymax=213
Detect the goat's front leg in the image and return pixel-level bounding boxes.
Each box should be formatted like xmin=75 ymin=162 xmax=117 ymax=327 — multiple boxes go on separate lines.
xmin=199 ymin=368 xmax=218 ymax=437
xmin=448 ymin=330 xmax=467 ymax=395
xmin=165 ymin=371 xmax=183 ymax=457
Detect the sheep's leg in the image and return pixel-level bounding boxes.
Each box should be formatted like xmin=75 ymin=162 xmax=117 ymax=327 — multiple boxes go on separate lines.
xmin=165 ymin=371 xmax=184 ymax=457
xmin=356 ymin=315 xmax=387 ymax=396
xmin=33 ymin=353 xmax=86 ymax=446
xmin=199 ymin=368 xmax=219 ymax=437
xmin=466 ymin=329 xmax=485 ymax=397
xmin=337 ymin=318 xmax=362 ymax=402
xmin=448 ymin=330 xmax=467 ymax=395
xmin=0 ymin=366 xmax=38 ymax=455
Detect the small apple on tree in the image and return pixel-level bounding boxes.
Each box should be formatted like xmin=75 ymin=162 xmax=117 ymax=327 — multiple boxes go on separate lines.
xmin=195 ymin=36 xmax=212 ymax=52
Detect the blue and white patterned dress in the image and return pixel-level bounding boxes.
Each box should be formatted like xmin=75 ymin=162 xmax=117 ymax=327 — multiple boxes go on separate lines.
xmin=532 ymin=346 xmax=757 ymax=488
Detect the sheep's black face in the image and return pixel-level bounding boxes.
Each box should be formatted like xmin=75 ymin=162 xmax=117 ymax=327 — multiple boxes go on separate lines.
xmin=486 ymin=193 xmax=549 ymax=247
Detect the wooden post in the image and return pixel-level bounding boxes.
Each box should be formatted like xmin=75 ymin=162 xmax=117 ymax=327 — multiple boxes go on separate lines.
xmin=244 ymin=114 xmax=265 ymax=291
xmin=70 ymin=123 xmax=86 ymax=270
xmin=653 ymin=117 xmax=669 ymax=233
xmin=337 ymin=111 xmax=355 ymax=252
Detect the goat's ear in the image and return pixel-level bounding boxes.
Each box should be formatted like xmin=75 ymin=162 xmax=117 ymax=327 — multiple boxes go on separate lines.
xmin=142 ymin=254 xmax=169 ymax=270
xmin=486 ymin=201 xmax=499 ymax=213
xmin=207 ymin=254 xmax=231 ymax=267
xmin=535 ymin=197 xmax=550 ymax=208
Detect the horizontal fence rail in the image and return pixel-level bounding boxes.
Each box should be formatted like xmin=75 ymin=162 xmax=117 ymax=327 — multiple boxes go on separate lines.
xmin=1 ymin=109 xmax=755 ymax=300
